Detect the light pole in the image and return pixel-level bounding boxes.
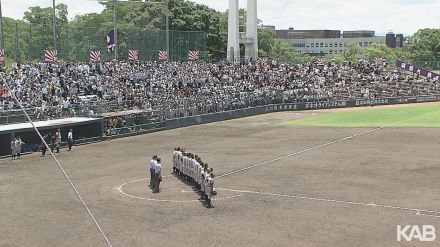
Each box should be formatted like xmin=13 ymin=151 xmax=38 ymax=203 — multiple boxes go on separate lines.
xmin=0 ymin=0 xmax=4 ymax=49
xmin=113 ymin=0 xmax=117 ymax=60
xmin=52 ymin=0 xmax=57 ymax=50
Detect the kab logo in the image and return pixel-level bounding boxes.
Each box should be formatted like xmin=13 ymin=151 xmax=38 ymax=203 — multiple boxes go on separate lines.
xmin=397 ymin=225 xmax=436 ymax=242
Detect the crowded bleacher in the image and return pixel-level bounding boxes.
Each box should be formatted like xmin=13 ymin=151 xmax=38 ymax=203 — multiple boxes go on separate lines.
xmin=1 ymin=59 xmax=439 ymax=124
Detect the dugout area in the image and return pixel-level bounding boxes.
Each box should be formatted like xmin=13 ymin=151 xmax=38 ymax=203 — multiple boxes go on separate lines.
xmin=0 ymin=117 xmax=102 ymax=156
xmin=1 ymin=105 xmax=440 ymax=247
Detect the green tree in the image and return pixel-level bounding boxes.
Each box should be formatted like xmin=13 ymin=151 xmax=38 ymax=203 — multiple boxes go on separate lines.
xmin=409 ymin=28 xmax=440 ymax=61
xmin=364 ymin=43 xmax=411 ymax=63
xmin=258 ymin=28 xmax=310 ymax=64
xmin=342 ymin=42 xmax=361 ymax=61
xmin=2 ymin=18 xmax=30 ymax=62
xmin=23 ymin=4 xmax=69 ymax=60
xmin=258 ymin=28 xmax=276 ymax=57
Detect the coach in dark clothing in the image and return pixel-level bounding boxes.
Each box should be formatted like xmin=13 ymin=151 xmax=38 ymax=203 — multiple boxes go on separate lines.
xmin=41 ymin=134 xmax=49 ymax=156
xmin=153 ymin=158 xmax=162 ymax=193
xmin=149 ymin=155 xmax=157 ymax=189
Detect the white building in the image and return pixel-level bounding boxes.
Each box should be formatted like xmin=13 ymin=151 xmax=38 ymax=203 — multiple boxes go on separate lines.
xmin=282 ymin=36 xmax=386 ymax=56
xmin=272 ymin=28 xmax=386 ymax=56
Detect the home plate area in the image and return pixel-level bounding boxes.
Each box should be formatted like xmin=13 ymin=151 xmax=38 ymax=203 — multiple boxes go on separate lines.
xmin=118 ymin=176 xmax=242 ymax=203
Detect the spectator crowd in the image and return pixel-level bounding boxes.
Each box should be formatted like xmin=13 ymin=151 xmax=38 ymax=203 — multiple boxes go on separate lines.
xmin=1 ymin=59 xmax=439 ymax=121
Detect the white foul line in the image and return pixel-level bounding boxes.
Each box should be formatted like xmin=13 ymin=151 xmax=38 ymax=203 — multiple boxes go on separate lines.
xmin=2 ymin=77 xmax=113 ymax=247
xmin=216 ymin=126 xmax=384 ymax=179
xmin=216 ymin=188 xmax=440 ymax=219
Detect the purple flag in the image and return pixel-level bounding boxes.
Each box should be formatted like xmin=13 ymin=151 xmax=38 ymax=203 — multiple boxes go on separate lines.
xmin=107 ymin=29 xmax=115 ymax=53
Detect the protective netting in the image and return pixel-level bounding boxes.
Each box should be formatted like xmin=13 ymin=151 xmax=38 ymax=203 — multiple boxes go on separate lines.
xmin=3 ymin=23 xmax=206 ymax=62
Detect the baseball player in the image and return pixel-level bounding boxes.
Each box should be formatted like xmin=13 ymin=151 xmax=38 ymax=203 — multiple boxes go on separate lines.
xmin=206 ymin=172 xmax=215 ymax=208
xmin=55 ymin=129 xmax=62 ymax=153
xmin=200 ymin=163 xmax=206 ymax=198
xmin=15 ymin=137 xmax=24 ymax=159
xmin=172 ymin=148 xmax=178 ymax=175
xmin=67 ymin=129 xmax=74 ymax=151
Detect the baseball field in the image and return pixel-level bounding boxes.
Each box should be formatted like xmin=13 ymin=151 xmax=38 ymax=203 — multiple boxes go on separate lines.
xmin=1 ymin=102 xmax=440 ymax=247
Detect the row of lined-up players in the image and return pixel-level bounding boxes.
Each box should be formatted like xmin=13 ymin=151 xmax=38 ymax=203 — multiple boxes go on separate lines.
xmin=172 ymin=148 xmax=216 ymax=208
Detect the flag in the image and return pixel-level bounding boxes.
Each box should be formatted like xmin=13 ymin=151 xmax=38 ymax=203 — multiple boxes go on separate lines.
xmin=316 ymin=58 xmax=325 ymax=65
xmin=375 ymin=57 xmax=383 ymax=65
xmin=158 ymin=50 xmax=168 ymax=60
xmin=396 ymin=60 xmax=440 ymax=80
xmin=0 ymin=49 xmax=5 ymax=62
xmin=106 ymin=29 xmax=115 ymax=53
xmin=0 ymin=86 xmax=4 ymax=96
xmin=188 ymin=50 xmax=199 ymax=60
xmin=44 ymin=50 xmax=58 ymax=63
xmin=257 ymin=58 xmax=267 ymax=65
xmin=128 ymin=50 xmax=139 ymax=61
xmin=90 ymin=51 xmax=101 ymax=63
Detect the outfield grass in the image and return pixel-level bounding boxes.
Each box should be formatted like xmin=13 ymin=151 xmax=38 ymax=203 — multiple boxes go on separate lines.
xmin=281 ymin=103 xmax=440 ymax=127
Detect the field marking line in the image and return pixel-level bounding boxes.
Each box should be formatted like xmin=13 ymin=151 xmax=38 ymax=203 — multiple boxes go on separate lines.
xmin=2 ymin=79 xmax=113 ymax=247
xmin=217 ymin=106 xmax=440 ymax=180
xmin=216 ymin=188 xmax=440 ymax=219
xmin=117 ymin=177 xmax=242 ymax=203
xmin=216 ymin=126 xmax=384 ymax=179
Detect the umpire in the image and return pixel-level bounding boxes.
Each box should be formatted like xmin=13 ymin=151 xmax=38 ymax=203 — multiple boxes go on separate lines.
xmin=149 ymin=155 xmax=157 ymax=189
xmin=153 ymin=158 xmax=162 ymax=193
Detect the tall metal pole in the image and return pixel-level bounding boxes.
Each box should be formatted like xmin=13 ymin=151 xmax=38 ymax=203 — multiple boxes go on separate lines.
xmin=113 ymin=0 xmax=117 ymax=60
xmin=165 ymin=3 xmax=169 ymax=61
xmin=15 ymin=21 xmax=18 ymax=61
xmin=0 ymin=0 xmax=4 ymax=49
xmin=52 ymin=0 xmax=57 ymax=50
xmin=29 ymin=24 xmax=32 ymax=61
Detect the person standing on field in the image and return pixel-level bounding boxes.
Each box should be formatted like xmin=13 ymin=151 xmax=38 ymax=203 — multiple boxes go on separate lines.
xmin=149 ymin=155 xmax=157 ymax=189
xmin=41 ymin=134 xmax=49 ymax=156
xmin=67 ymin=129 xmax=73 ymax=151
xmin=10 ymin=137 xmax=16 ymax=160
xmin=206 ymin=172 xmax=215 ymax=208
xmin=55 ymin=129 xmax=62 ymax=153
xmin=153 ymin=157 xmax=162 ymax=193
xmin=15 ymin=137 xmax=24 ymax=159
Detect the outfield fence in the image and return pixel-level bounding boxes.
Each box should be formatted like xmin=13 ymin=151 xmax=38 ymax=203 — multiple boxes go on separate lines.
xmin=2 ymin=94 xmax=440 ymax=157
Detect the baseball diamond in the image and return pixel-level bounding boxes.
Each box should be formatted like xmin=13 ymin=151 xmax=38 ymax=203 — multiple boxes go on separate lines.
xmin=2 ymin=103 xmax=440 ymax=246
xmin=1 ymin=0 xmax=440 ymax=246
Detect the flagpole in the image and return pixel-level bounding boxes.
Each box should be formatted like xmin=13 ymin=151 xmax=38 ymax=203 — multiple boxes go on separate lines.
xmin=113 ymin=0 xmax=117 ymax=61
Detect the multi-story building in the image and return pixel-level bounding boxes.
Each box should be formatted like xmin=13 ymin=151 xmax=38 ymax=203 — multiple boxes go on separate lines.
xmin=268 ymin=27 xmax=399 ymax=56
xmin=386 ymin=32 xmax=404 ymax=48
